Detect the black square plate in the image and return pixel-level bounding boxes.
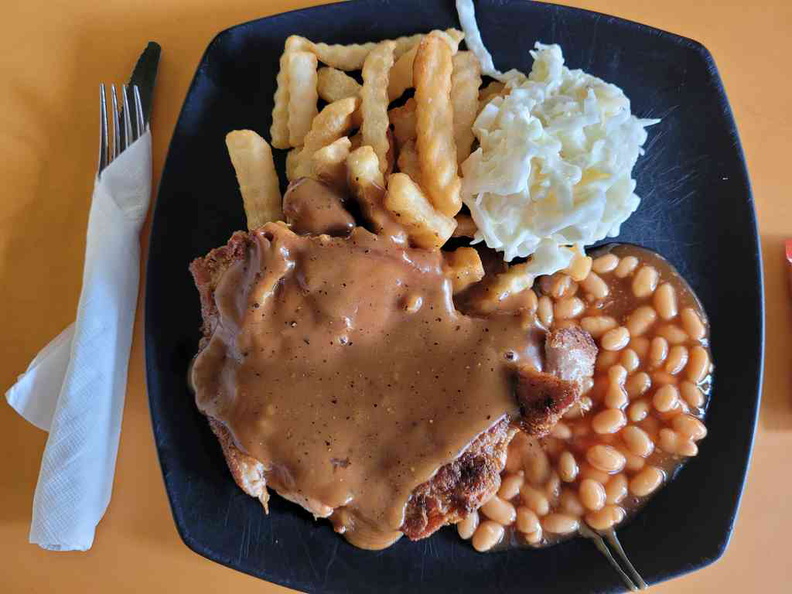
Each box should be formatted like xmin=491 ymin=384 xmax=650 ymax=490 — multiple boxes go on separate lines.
xmin=145 ymin=0 xmax=763 ymax=591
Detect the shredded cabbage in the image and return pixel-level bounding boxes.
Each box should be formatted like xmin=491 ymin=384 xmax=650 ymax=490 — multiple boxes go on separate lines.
xmin=456 ymin=36 xmax=659 ymax=276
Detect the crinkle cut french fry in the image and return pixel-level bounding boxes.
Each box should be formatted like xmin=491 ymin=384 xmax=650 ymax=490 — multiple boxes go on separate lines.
xmin=311 ymin=136 xmax=352 ymax=191
xmin=451 ymin=51 xmax=482 ymax=164
xmin=452 ymin=213 xmax=478 ymax=238
xmin=384 ymin=173 xmax=456 ymax=250
xmin=347 ymin=146 xmax=398 ymax=235
xmin=478 ymin=80 xmax=505 ymax=112
xmin=361 ymin=41 xmax=396 ymax=174
xmin=287 ymin=51 xmax=319 ymax=147
xmin=288 ymin=29 xmax=461 ymax=72
xmin=290 ymin=33 xmax=420 ymax=71
xmin=413 ymin=33 xmax=462 ymax=217
xmin=389 ymin=98 xmax=416 ymax=147
xmin=387 ymin=29 xmax=465 ymax=102
xmin=270 ymin=48 xmax=293 ymax=149
xmin=294 ymin=96 xmax=359 ymax=178
xmin=396 ymin=139 xmax=420 ymax=183
xmin=443 ymin=247 xmax=485 ymax=293
xmin=225 ymin=130 xmax=283 ymax=229
xmin=317 ymin=67 xmax=361 ymax=102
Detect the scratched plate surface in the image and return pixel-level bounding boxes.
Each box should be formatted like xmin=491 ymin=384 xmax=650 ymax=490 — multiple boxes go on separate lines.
xmin=145 ymin=0 xmax=762 ymax=591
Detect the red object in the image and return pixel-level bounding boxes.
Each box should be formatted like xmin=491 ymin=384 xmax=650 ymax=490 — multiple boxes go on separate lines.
xmin=787 ymin=239 xmax=792 ymax=264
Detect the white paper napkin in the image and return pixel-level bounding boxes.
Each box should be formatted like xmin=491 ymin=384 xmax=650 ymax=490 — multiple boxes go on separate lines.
xmin=5 ymin=130 xmax=152 ymax=551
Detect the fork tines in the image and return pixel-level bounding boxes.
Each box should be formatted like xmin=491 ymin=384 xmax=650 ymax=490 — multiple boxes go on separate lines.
xmin=97 ymin=84 xmax=146 ymax=176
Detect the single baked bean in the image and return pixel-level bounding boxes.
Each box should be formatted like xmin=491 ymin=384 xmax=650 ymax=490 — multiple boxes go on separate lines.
xmin=686 ymin=346 xmax=710 ymax=383
xmin=649 ymin=336 xmax=669 ymax=367
xmin=621 ymin=425 xmax=655 ymax=457
xmin=632 ymin=266 xmax=659 ymax=298
xmin=659 ymin=428 xmax=680 ymax=453
xmin=651 ymin=371 xmax=678 ymax=386
xmin=605 ymin=474 xmax=628 ymax=505
xmin=681 ymin=307 xmax=706 ymax=340
xmin=626 ymin=306 xmax=657 ymax=336
xmin=499 ymin=473 xmax=524 ymax=500
xmin=680 ymin=380 xmax=706 ymax=407
xmin=472 ymin=520 xmax=505 ymax=552
xmin=521 ymin=484 xmax=550 ymax=516
xmin=592 ymin=253 xmax=619 ymax=274
xmin=629 ymin=336 xmax=650 ymax=358
xmin=545 ymin=471 xmax=561 ymax=500
xmin=516 ymin=506 xmax=541 ymax=534
xmin=458 ymin=510 xmax=480 ymax=539
xmin=676 ymin=439 xmax=699 ymax=456
xmin=555 ymin=297 xmax=585 ymax=320
xmin=538 ymin=295 xmax=554 ymax=328
xmin=567 ymin=256 xmax=592 ymax=282
xmin=592 ymin=409 xmax=627 ymax=434
xmin=524 ymin=449 xmax=551 ymax=484
xmin=581 ymin=315 xmax=618 ymax=338
xmin=629 ymin=466 xmax=664 ymax=497
xmin=482 ymin=496 xmax=517 ymax=525
xmin=614 ymin=256 xmax=639 ymax=278
xmin=627 ymin=399 xmax=650 ymax=423
xmin=585 ymin=505 xmax=625 ymax=531
xmin=653 ymin=384 xmax=680 ymax=412
xmin=524 ymin=527 xmax=543 ymax=545
xmin=586 ymin=445 xmax=626 ymax=473
xmin=602 ymin=327 xmax=630 ymax=351
xmin=579 ymin=479 xmax=606 ymax=511
xmin=608 ymin=365 xmax=628 ymax=386
xmin=605 ymin=383 xmax=629 ymax=409
xmin=654 ymin=283 xmax=678 ymax=320
xmin=581 ymin=271 xmax=609 ymax=300
xmin=623 ymin=449 xmax=645 ymax=472
xmin=558 ymin=451 xmax=579 ymax=482
xmin=542 ymin=513 xmax=579 ymax=534
xmin=665 ymin=345 xmax=689 ymax=375
xmin=579 ymin=463 xmax=612 ymax=485
xmin=672 ymin=414 xmax=708 ymax=441
xmin=625 ymin=372 xmax=652 ymax=398
xmin=657 ymin=324 xmax=689 ymax=345
xmin=551 ymin=422 xmax=572 ymax=439
xmin=620 ymin=349 xmax=640 ymax=373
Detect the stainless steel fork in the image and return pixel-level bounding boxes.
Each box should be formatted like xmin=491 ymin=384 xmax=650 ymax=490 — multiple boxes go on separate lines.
xmin=97 ymin=84 xmax=146 ymax=176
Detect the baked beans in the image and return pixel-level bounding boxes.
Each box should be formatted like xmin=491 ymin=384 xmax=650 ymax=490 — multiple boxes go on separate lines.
xmin=458 ymin=509 xmax=479 ymax=540
xmin=654 ymin=283 xmax=678 ymax=320
xmin=601 ymin=327 xmax=630 ymax=351
xmin=465 ymin=245 xmax=712 ymax=551
xmin=472 ymin=520 xmax=505 ymax=552
xmin=481 ymin=496 xmax=517 ymax=526
xmin=592 ymin=254 xmax=619 ymax=274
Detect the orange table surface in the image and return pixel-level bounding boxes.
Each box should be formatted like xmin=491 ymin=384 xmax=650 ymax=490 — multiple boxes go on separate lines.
xmin=1 ymin=0 xmax=789 ymax=592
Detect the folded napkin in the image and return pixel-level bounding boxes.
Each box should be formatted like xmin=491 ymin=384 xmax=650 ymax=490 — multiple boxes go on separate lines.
xmin=5 ymin=130 xmax=152 ymax=551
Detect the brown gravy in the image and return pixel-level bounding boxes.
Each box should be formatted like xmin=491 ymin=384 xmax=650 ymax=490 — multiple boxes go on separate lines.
xmin=190 ymin=223 xmax=545 ymax=549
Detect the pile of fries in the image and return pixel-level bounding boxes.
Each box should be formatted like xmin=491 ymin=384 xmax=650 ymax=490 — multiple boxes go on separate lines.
xmin=224 ymin=28 xmax=588 ymax=303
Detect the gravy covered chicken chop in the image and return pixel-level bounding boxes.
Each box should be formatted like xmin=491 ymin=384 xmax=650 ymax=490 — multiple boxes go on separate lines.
xmin=190 ymin=180 xmax=598 ymax=548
